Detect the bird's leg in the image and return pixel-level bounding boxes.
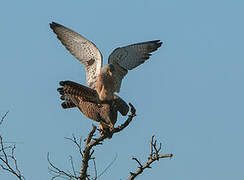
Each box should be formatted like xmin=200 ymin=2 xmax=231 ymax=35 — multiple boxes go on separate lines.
xmin=109 ymin=124 xmax=114 ymax=132
xmin=98 ymin=122 xmax=113 ymax=138
xmin=98 ymin=122 xmax=104 ymax=131
xmin=97 ymin=122 xmax=106 ymax=138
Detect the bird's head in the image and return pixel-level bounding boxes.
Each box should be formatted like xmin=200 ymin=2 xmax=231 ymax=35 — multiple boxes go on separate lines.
xmin=102 ymin=64 xmax=115 ymax=76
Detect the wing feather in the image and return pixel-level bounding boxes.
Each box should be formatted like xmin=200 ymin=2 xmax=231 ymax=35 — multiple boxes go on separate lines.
xmin=108 ymin=40 xmax=162 ymax=92
xmin=50 ymin=22 xmax=102 ymax=89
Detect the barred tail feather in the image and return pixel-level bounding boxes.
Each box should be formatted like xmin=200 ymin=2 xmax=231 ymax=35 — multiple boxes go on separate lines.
xmin=57 ymin=80 xmax=99 ymax=109
xmin=59 ymin=81 xmax=97 ymax=100
xmin=61 ymin=101 xmax=76 ymax=109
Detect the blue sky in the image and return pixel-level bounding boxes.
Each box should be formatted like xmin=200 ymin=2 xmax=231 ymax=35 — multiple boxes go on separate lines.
xmin=1 ymin=0 xmax=244 ymax=179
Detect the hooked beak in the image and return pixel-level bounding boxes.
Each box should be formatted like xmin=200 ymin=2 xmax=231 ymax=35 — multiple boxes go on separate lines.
xmin=108 ymin=69 xmax=113 ymax=76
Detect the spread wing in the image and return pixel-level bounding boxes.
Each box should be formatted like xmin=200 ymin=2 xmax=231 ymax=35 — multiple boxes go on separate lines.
xmin=50 ymin=22 xmax=102 ymax=89
xmin=108 ymin=40 xmax=162 ymax=92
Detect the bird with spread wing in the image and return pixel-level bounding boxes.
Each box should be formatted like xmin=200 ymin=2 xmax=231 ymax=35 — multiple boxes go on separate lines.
xmin=50 ymin=22 xmax=162 ymax=102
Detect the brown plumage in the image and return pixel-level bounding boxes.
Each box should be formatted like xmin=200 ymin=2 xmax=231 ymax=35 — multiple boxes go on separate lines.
xmin=50 ymin=22 xmax=162 ymax=134
xmin=57 ymin=81 xmax=129 ymax=135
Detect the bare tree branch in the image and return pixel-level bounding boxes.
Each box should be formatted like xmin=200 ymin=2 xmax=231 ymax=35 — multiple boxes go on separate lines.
xmin=0 ymin=111 xmax=9 ymax=125
xmin=79 ymin=103 xmax=136 ymax=180
xmin=47 ymin=152 xmax=77 ymax=180
xmin=0 ymin=112 xmax=24 ymax=180
xmin=48 ymin=104 xmax=172 ymax=180
xmin=126 ymin=136 xmax=173 ymax=180
xmin=65 ymin=135 xmax=83 ymax=157
xmin=79 ymin=125 xmax=97 ymax=180
xmin=48 ymin=103 xmax=136 ymax=180
xmin=0 ymin=137 xmax=24 ymax=180
xmin=96 ymin=153 xmax=117 ymax=179
xmin=69 ymin=155 xmax=77 ymax=178
xmin=91 ymin=158 xmax=97 ymax=180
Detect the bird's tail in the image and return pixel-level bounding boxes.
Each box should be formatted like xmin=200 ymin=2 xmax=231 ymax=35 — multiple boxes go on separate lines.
xmin=57 ymin=80 xmax=98 ymax=109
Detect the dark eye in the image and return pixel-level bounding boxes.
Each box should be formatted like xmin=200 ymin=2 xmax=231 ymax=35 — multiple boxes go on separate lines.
xmin=109 ymin=64 xmax=115 ymax=71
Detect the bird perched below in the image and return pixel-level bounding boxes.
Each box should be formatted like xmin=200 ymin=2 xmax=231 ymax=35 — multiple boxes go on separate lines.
xmin=57 ymin=80 xmax=129 ymax=136
xmin=50 ymin=22 xmax=162 ymax=101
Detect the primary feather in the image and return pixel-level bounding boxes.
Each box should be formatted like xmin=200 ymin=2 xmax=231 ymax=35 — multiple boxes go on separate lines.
xmin=108 ymin=40 xmax=162 ymax=92
xmin=50 ymin=22 xmax=102 ymax=89
xmin=50 ymin=22 xmax=162 ymax=99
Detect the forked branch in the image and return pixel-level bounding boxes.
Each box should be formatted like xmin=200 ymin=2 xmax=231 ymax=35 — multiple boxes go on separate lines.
xmin=48 ymin=103 xmax=136 ymax=180
xmin=0 ymin=112 xmax=24 ymax=180
xmin=79 ymin=103 xmax=136 ymax=180
xmin=126 ymin=136 xmax=173 ymax=180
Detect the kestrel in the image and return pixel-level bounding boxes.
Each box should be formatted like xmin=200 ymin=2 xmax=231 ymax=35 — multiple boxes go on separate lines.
xmin=57 ymin=80 xmax=129 ymax=137
xmin=50 ymin=22 xmax=162 ymax=101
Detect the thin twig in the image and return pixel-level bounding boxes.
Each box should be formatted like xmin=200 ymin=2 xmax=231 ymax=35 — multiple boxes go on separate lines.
xmin=65 ymin=135 xmax=83 ymax=157
xmin=126 ymin=136 xmax=173 ymax=180
xmin=47 ymin=152 xmax=77 ymax=180
xmin=0 ymin=111 xmax=24 ymax=179
xmin=0 ymin=111 xmax=9 ymax=125
xmin=97 ymin=153 xmax=118 ymax=179
xmin=132 ymin=157 xmax=143 ymax=168
xmin=92 ymin=158 xmax=97 ymax=180
xmin=0 ymin=135 xmax=24 ymax=180
xmin=69 ymin=156 xmax=77 ymax=177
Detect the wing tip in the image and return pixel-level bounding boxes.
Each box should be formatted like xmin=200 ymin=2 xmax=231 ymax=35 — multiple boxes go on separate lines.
xmin=139 ymin=40 xmax=163 ymax=50
xmin=59 ymin=80 xmax=67 ymax=86
xmin=49 ymin=21 xmax=62 ymax=30
xmin=153 ymin=40 xmax=163 ymax=48
xmin=148 ymin=40 xmax=163 ymax=52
